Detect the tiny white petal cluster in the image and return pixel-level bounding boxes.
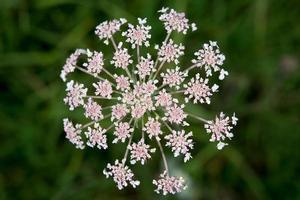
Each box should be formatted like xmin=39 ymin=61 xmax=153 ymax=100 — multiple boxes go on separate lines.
xmin=60 ymin=49 xmax=85 ymax=82
xmin=93 ymin=80 xmax=113 ymax=98
xmin=129 ymin=139 xmax=156 ymax=165
xmin=85 ymin=123 xmax=107 ymax=149
xmin=161 ymin=66 xmax=187 ymax=89
xmin=165 ymin=130 xmax=193 ymax=162
xmin=143 ymin=117 xmax=163 ymax=140
xmin=122 ymin=18 xmax=151 ymax=48
xmin=113 ymin=122 xmax=134 ymax=143
xmin=84 ymin=98 xmax=103 ymax=121
xmin=83 ymin=50 xmax=104 ymax=77
xmin=156 ymin=39 xmax=184 ymax=64
xmin=103 ymin=160 xmax=140 ymax=190
xmin=154 ymin=89 xmax=173 ymax=107
xmin=111 ymin=104 xmax=128 ymax=121
xmin=183 ymin=73 xmax=218 ymax=104
xmin=163 ymin=103 xmax=188 ymax=126
xmin=159 ymin=7 xmax=190 ymax=34
xmin=95 ymin=18 xmax=127 ymax=45
xmin=135 ymin=54 xmax=155 ymax=79
xmin=115 ymin=74 xmax=130 ymax=91
xmin=204 ymin=112 xmax=238 ymax=150
xmin=61 ymin=7 xmax=237 ymax=194
xmin=192 ymin=41 xmax=227 ymax=79
xmin=153 ymin=171 xmax=187 ymax=195
xmin=64 ymin=80 xmax=87 ymax=110
xmin=63 ymin=118 xmax=85 ymax=149
xmin=111 ymin=43 xmax=133 ymax=69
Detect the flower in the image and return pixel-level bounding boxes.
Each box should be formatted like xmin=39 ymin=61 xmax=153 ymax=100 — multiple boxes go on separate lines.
xmin=63 ymin=118 xmax=84 ymax=149
xmin=83 ymin=50 xmax=104 ymax=77
xmin=165 ymin=130 xmax=193 ymax=162
xmin=103 ymin=160 xmax=140 ymax=190
xmin=62 ymin=7 xmax=237 ymax=194
xmin=122 ymin=18 xmax=151 ymax=48
xmin=183 ymin=73 xmax=219 ymax=104
xmin=129 ymin=139 xmax=156 ymax=165
xmin=154 ymin=89 xmax=173 ymax=107
xmin=84 ymin=98 xmax=103 ymax=121
xmin=93 ymin=80 xmax=113 ymax=98
xmin=85 ymin=123 xmax=107 ymax=149
xmin=64 ymin=80 xmax=87 ymax=110
xmin=143 ymin=117 xmax=163 ymax=140
xmin=135 ymin=54 xmax=155 ymax=79
xmin=163 ymin=103 xmax=188 ymax=126
xmin=158 ymin=7 xmax=191 ymax=34
xmin=111 ymin=42 xmax=133 ymax=69
xmin=204 ymin=112 xmax=238 ymax=150
xmin=161 ymin=66 xmax=187 ymax=89
xmin=111 ymin=104 xmax=129 ymax=121
xmin=60 ymin=49 xmax=85 ymax=82
xmin=113 ymin=122 xmax=134 ymax=143
xmin=153 ymin=171 xmax=187 ymax=195
xmin=115 ymin=75 xmax=130 ymax=91
xmin=95 ymin=18 xmax=127 ymax=45
xmin=156 ymin=39 xmax=184 ymax=64
xmin=192 ymin=41 xmax=227 ymax=79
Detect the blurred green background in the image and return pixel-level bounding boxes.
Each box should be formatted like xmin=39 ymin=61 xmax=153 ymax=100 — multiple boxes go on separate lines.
xmin=1 ymin=0 xmax=300 ymax=199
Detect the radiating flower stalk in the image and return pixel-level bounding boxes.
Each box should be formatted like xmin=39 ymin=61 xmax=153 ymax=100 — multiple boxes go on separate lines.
xmin=61 ymin=7 xmax=238 ymax=195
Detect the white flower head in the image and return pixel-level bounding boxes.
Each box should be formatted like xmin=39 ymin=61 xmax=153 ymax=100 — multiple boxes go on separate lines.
xmin=85 ymin=123 xmax=107 ymax=150
xmin=192 ymin=41 xmax=227 ymax=79
xmin=95 ymin=18 xmax=127 ymax=45
xmin=122 ymin=18 xmax=151 ymax=48
xmin=165 ymin=130 xmax=194 ymax=162
xmin=64 ymin=80 xmax=87 ymax=110
xmin=63 ymin=118 xmax=84 ymax=149
xmin=62 ymin=7 xmax=237 ymax=195
xmin=156 ymin=39 xmax=184 ymax=64
xmin=103 ymin=160 xmax=140 ymax=190
xmin=204 ymin=112 xmax=238 ymax=150
xmin=153 ymin=171 xmax=187 ymax=195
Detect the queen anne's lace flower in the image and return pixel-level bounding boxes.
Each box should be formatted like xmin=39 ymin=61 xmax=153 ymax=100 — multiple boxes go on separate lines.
xmin=154 ymin=89 xmax=173 ymax=107
xmin=163 ymin=103 xmax=188 ymax=126
xmin=204 ymin=112 xmax=238 ymax=150
xmin=95 ymin=18 xmax=127 ymax=45
xmin=192 ymin=41 xmax=227 ymax=79
xmin=135 ymin=54 xmax=155 ymax=79
xmin=113 ymin=122 xmax=134 ymax=143
xmin=63 ymin=118 xmax=84 ymax=149
xmin=64 ymin=80 xmax=87 ymax=110
xmin=143 ymin=117 xmax=162 ymax=140
xmin=111 ymin=104 xmax=129 ymax=121
xmin=85 ymin=123 xmax=107 ymax=149
xmin=129 ymin=139 xmax=156 ymax=165
xmin=161 ymin=66 xmax=187 ymax=89
xmin=60 ymin=49 xmax=85 ymax=82
xmin=158 ymin=7 xmax=191 ymax=34
xmin=111 ymin=42 xmax=133 ymax=69
xmin=62 ymin=7 xmax=237 ymax=194
xmin=83 ymin=50 xmax=104 ymax=77
xmin=93 ymin=80 xmax=113 ymax=98
xmin=122 ymin=18 xmax=151 ymax=48
xmin=103 ymin=160 xmax=140 ymax=190
xmin=165 ymin=130 xmax=193 ymax=162
xmin=156 ymin=39 xmax=184 ymax=64
xmin=183 ymin=73 xmax=219 ymax=104
xmin=84 ymin=98 xmax=103 ymax=121
xmin=153 ymin=171 xmax=187 ymax=195
xmin=115 ymin=74 xmax=130 ymax=91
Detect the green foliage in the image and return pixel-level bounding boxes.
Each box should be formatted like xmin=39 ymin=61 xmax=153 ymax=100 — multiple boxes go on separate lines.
xmin=0 ymin=0 xmax=300 ymax=199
